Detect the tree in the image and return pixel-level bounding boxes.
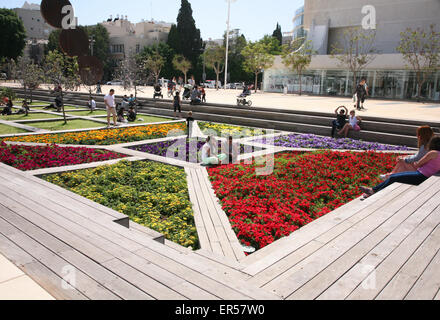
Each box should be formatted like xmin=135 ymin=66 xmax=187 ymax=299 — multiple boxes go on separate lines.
xmin=114 ymin=53 xmax=145 ymax=100
xmin=175 ymin=0 xmax=203 ymax=67
xmin=11 ymin=56 xmax=45 ymax=103
xmin=173 ymin=54 xmax=192 ymax=83
xmin=204 ymin=44 xmax=225 ymax=90
xmin=85 ymin=24 xmax=112 ymax=82
xmin=167 ymin=24 xmax=180 ymax=54
xmin=43 ymin=50 xmax=80 ymax=124
xmin=282 ymin=39 xmax=315 ymax=96
xmin=0 ymin=9 xmax=26 ymax=62
xmin=222 ymin=32 xmax=252 ymax=83
xmin=242 ymin=41 xmax=275 ymax=92
xmin=143 ymin=50 xmax=165 ymax=84
xmin=397 ymin=24 xmax=440 ymax=101
xmin=330 ymin=26 xmax=377 ymax=94
xmin=46 ymin=29 xmax=62 ymax=54
xmin=259 ymin=35 xmax=282 ymax=55
xmin=140 ymin=43 xmax=174 ymax=81
xmin=272 ymin=23 xmax=283 ymax=47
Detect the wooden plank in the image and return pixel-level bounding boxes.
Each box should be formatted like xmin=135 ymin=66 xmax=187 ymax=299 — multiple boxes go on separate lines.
xmin=243 ymin=183 xmax=409 ymax=276
xmin=0 ymin=204 xmax=151 ymax=300
xmin=196 ymin=168 xmax=240 ymax=260
xmin=184 ymin=167 xmax=211 ymax=251
xmin=199 ymin=168 xmax=245 ymax=260
xmin=290 ymin=183 xmax=440 ymax=300
xmin=405 ymin=250 xmax=440 ymax=300
xmin=264 ymin=183 xmax=423 ymax=298
xmin=102 ymin=258 xmax=186 ymax=300
xmin=187 ymin=168 xmax=222 ymax=256
xmin=0 ymin=217 xmax=119 ymax=300
xmin=0 ymin=233 xmax=87 ymax=300
xmin=376 ymin=225 xmax=440 ymax=300
xmin=346 ymin=196 xmax=440 ymax=300
xmin=195 ymin=249 xmax=246 ymax=272
xmin=0 ymin=178 xmax=144 ymax=253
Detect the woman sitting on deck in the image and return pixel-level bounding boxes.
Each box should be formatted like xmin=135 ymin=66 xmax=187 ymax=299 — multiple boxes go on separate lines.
xmin=361 ymin=136 xmax=440 ymax=199
xmin=379 ymin=125 xmax=434 ymax=181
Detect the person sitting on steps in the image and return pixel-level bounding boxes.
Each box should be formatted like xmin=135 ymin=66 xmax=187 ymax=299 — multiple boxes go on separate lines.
xmin=331 ymin=106 xmax=348 ymax=138
xmin=338 ymin=110 xmax=362 ymax=138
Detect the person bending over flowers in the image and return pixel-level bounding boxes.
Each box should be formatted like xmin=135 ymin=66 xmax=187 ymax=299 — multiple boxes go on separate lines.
xmin=361 ymin=136 xmax=440 ymax=199
xmin=380 ymin=125 xmax=434 ymax=181
xmin=201 ymin=136 xmax=227 ymax=166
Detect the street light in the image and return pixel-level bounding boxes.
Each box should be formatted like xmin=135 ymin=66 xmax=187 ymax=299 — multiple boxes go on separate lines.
xmin=224 ymin=0 xmax=236 ymax=90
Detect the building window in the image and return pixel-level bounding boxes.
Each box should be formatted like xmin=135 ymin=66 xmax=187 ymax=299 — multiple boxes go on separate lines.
xmin=112 ymin=44 xmax=125 ymax=53
xmin=136 ymin=44 xmax=140 ymax=53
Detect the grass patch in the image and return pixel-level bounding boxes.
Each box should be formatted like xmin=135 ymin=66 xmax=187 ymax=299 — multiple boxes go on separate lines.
xmin=29 ymin=119 xmax=104 ymax=131
xmin=133 ymin=114 xmax=172 ymax=123
xmin=1 ymin=113 xmax=62 ymax=121
xmin=67 ymin=110 xmax=108 ymax=116
xmin=13 ymin=101 xmax=49 ymax=106
xmin=31 ymin=105 xmax=83 ymax=111
xmin=0 ymin=124 xmax=29 ymax=135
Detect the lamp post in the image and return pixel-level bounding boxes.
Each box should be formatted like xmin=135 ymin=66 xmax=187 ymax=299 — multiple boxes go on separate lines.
xmin=224 ymin=0 xmax=236 ymax=90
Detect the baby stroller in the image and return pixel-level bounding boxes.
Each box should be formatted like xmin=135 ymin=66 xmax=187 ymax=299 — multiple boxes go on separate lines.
xmin=237 ymin=86 xmax=252 ymax=107
xmin=182 ymin=84 xmax=192 ymax=100
xmin=153 ymin=84 xmax=163 ymax=99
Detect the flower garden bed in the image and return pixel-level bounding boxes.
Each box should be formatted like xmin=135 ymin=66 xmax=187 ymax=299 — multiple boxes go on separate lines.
xmin=208 ymin=150 xmax=405 ymax=251
xmin=0 ymin=142 xmax=126 ymax=171
xmin=43 ymin=160 xmax=198 ymax=248
xmin=254 ymin=133 xmax=410 ymax=151
xmin=3 ymin=123 xmax=186 ymax=145
xmin=198 ymin=122 xmax=268 ymax=138
xmin=128 ymin=138 xmax=265 ymax=163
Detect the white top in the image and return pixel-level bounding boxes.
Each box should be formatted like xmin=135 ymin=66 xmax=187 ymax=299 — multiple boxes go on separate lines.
xmin=349 ymin=115 xmax=358 ymax=127
xmin=201 ymin=143 xmax=210 ymax=160
xmin=90 ymin=100 xmax=96 ymax=109
xmin=104 ymin=94 xmax=115 ymax=108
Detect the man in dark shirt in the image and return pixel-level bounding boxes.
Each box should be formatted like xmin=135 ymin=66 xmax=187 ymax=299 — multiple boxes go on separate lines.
xmin=355 ymin=79 xmax=367 ymax=111
xmin=186 ymin=111 xmax=194 ymax=138
xmin=331 ymin=106 xmax=348 ymax=138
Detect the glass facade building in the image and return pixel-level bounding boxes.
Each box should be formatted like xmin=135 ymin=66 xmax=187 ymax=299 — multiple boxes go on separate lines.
xmin=264 ymin=68 xmax=440 ymax=101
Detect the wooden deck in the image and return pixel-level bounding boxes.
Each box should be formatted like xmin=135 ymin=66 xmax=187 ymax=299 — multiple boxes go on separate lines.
xmin=0 ymin=161 xmax=439 ymax=300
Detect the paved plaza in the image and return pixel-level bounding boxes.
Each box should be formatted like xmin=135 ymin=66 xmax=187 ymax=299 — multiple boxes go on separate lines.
xmin=2 ymin=82 xmax=439 ymax=123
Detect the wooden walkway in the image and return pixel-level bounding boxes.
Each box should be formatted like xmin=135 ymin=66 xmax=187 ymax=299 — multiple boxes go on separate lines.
xmin=0 ymin=160 xmax=439 ymax=300
xmin=185 ymin=167 xmax=245 ymax=262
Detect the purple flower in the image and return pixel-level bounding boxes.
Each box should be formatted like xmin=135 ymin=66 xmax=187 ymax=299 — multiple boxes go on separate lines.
xmin=254 ymin=134 xmax=410 ymax=151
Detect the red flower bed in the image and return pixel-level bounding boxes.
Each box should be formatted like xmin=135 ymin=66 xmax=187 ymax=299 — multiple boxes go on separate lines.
xmin=208 ymin=151 xmax=402 ymax=250
xmin=0 ymin=142 xmax=126 ymax=171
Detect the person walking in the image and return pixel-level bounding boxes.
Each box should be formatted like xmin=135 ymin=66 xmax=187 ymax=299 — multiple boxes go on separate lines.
xmin=201 ymin=86 xmax=206 ymax=103
xmin=96 ymin=82 xmax=102 ymax=94
xmin=355 ymin=78 xmax=367 ymax=111
xmin=88 ymin=98 xmax=96 ymax=111
xmin=104 ymin=89 xmax=118 ymax=127
xmin=186 ymin=111 xmax=194 ymax=139
xmin=173 ymin=91 xmax=182 ymax=119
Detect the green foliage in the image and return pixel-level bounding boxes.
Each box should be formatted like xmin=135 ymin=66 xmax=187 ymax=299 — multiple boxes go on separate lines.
xmin=0 ymin=9 xmax=26 ymax=60
xmin=0 ymin=87 xmax=16 ymax=101
xmin=46 ymin=29 xmax=61 ymax=53
xmin=259 ymin=35 xmax=282 ymax=55
xmin=204 ymin=44 xmax=225 ymax=89
xmin=242 ymin=41 xmax=275 ymax=91
xmin=166 ymin=24 xmax=180 ymax=54
xmin=272 ymin=23 xmax=283 ymax=47
xmin=282 ymin=39 xmax=315 ymax=95
xmin=140 ymin=43 xmax=174 ymax=82
xmin=174 ymin=0 xmax=203 ymax=73
xmin=10 ymin=56 xmax=45 ymax=102
xmin=330 ymin=26 xmax=377 ymax=91
xmin=45 ymin=160 xmax=199 ymax=248
xmin=173 ymin=54 xmax=192 ymax=83
xmin=396 ymin=24 xmax=440 ymax=100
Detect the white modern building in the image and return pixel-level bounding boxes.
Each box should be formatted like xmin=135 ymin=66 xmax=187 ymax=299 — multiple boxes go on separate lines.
xmin=264 ymin=0 xmax=440 ymax=101
xmin=101 ymin=16 xmax=172 ymax=60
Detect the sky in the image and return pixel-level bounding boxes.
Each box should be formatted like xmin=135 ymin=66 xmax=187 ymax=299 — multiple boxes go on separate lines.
xmin=1 ymin=0 xmax=304 ymax=41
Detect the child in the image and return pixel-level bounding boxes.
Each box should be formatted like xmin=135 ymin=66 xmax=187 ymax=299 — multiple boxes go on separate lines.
xmin=331 ymin=106 xmax=348 ymax=138
xmin=186 ymin=111 xmax=194 ymax=139
xmin=338 ymin=110 xmax=362 ymax=138
xmin=16 ymin=100 xmax=29 ymax=116
xmin=1 ymin=98 xmax=12 ymax=116
xmin=201 ymin=86 xmax=206 ymax=103
xmin=127 ymin=106 xmax=137 ymax=122
xmin=174 ymin=91 xmax=181 ymax=118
